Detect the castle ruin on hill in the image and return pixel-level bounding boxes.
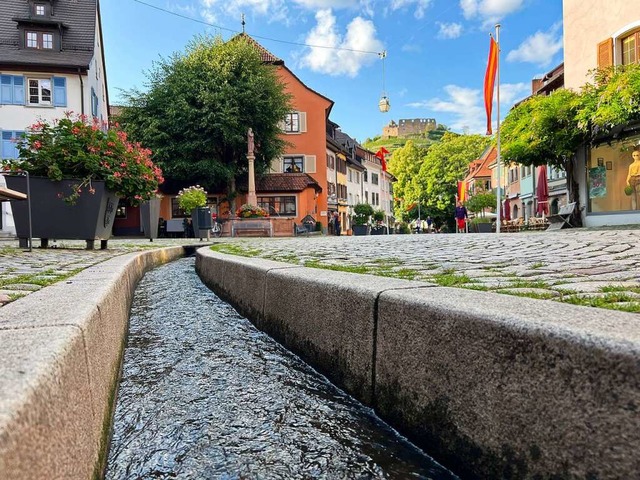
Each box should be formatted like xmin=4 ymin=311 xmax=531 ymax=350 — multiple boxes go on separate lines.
xmin=382 ymin=118 xmax=437 ymax=139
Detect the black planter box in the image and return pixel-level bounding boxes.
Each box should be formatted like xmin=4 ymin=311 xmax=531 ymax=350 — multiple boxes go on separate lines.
xmin=352 ymin=224 xmax=370 ymax=236
xmin=6 ymin=176 xmax=118 ymax=247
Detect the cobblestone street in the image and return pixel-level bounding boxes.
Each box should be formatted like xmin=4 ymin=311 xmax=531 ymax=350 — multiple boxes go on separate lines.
xmin=2 ymin=229 xmax=640 ymax=312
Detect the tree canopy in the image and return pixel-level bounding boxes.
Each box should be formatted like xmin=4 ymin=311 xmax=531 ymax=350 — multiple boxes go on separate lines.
xmin=387 ymin=133 xmax=490 ymax=226
xmin=117 ymin=35 xmax=292 ymax=193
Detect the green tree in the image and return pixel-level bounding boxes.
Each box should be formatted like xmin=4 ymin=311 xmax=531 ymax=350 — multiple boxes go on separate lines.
xmin=414 ymin=132 xmax=491 ymax=227
xmin=465 ymin=192 xmax=496 ymax=216
xmin=118 ymin=35 xmax=291 ymax=198
xmin=386 ymin=140 xmax=427 ymax=220
xmin=578 ymin=63 xmax=640 ymax=134
xmin=501 ymin=89 xmax=585 ymax=213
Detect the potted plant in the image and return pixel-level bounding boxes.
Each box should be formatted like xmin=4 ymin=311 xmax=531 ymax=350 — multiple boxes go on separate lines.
xmin=177 ymin=185 xmax=211 ymax=238
xmin=371 ymin=209 xmax=387 ymax=235
xmin=352 ymin=203 xmax=374 ymax=236
xmin=470 ymin=216 xmax=494 ymax=233
xmin=236 ymin=204 xmax=269 ymax=218
xmin=2 ymin=113 xmax=163 ymax=248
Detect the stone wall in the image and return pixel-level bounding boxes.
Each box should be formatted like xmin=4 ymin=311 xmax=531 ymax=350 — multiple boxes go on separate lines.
xmin=196 ymin=248 xmax=640 ymax=480
xmin=0 ymin=246 xmax=185 ymax=479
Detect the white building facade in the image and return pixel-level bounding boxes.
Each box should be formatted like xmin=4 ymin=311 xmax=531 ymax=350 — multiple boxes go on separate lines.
xmin=0 ymin=0 xmax=108 ymax=235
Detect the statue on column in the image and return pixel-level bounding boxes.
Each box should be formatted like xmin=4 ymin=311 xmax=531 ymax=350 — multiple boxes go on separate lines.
xmin=247 ymin=128 xmax=255 ymax=156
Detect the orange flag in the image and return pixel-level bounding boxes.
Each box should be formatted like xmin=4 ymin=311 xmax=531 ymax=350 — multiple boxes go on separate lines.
xmin=484 ymin=36 xmax=498 ymax=136
xmin=457 ymin=181 xmax=467 ymax=203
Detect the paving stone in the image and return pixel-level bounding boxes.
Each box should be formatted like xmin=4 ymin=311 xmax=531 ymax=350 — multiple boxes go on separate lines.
xmin=495 ymin=288 xmax=560 ymax=297
xmin=3 ymin=284 xmax=43 ymax=292
xmin=552 ymin=281 xmax=640 ymax=293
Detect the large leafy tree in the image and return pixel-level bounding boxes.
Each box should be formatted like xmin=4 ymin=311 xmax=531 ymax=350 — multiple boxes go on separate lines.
xmin=501 ymin=64 xmax=640 ymax=225
xmin=501 ymin=89 xmax=586 ymax=211
xmin=117 ymin=35 xmax=292 ymax=195
xmin=415 ymin=132 xmax=490 ymax=226
xmin=388 ymin=133 xmax=490 ymax=227
xmin=578 ymin=63 xmax=640 ymax=134
xmin=386 ymin=140 xmax=427 ymax=220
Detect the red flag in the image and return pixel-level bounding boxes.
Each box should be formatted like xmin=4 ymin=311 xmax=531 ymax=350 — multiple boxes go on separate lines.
xmin=484 ymin=36 xmax=498 ymax=135
xmin=375 ymin=147 xmax=389 ymax=172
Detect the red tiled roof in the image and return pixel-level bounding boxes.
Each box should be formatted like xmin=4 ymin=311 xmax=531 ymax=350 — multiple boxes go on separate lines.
xmin=464 ymin=146 xmax=496 ymax=182
xmin=231 ymin=33 xmax=283 ymax=64
xmin=251 ymin=173 xmax=322 ymax=193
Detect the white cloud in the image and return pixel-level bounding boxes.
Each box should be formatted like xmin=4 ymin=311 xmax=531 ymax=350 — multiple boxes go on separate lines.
xmin=401 ymin=43 xmax=422 ymax=53
xmin=298 ymin=9 xmax=384 ymax=77
xmin=390 ymin=0 xmax=433 ymax=19
xmin=499 ymin=82 xmax=529 ymax=105
xmin=460 ymin=0 xmax=524 ymax=24
xmin=506 ymin=23 xmax=563 ymax=67
xmin=407 ymin=82 xmax=532 ymax=134
xmin=437 ymin=22 xmax=463 ymax=39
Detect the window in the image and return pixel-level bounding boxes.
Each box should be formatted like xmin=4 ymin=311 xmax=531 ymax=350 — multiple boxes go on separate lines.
xmin=26 ymin=31 xmax=53 ymax=49
xmin=348 ymin=170 xmax=353 ymax=182
xmin=115 ymin=200 xmax=128 ymax=219
xmin=91 ymin=87 xmax=99 ymax=117
xmin=1 ymin=75 xmax=25 ymax=105
xmin=28 ymin=78 xmax=51 ymax=105
xmin=621 ymin=31 xmax=640 ymax=65
xmin=258 ymin=196 xmax=296 ymax=216
xmin=171 ymin=198 xmax=187 ymax=218
xmin=35 ymin=4 xmax=46 ymax=15
xmin=1 ymin=131 xmax=25 ymax=159
xmin=371 ymin=173 xmax=379 ymax=185
xmin=587 ymin=140 xmax=640 ymax=213
xmin=283 ymin=112 xmax=299 ymax=133
xmin=327 ymin=154 xmax=334 ymax=170
xmin=283 ymin=156 xmax=303 ymax=173
xmin=363 ymin=171 xmax=368 ymax=183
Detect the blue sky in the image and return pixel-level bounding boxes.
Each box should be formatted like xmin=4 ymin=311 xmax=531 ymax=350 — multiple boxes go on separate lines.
xmin=102 ymin=0 xmax=564 ymax=142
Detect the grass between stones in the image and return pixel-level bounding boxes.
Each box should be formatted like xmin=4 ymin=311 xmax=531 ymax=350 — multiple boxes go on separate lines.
xmin=0 ymin=268 xmax=84 ymax=288
xmin=208 ymin=245 xmax=640 ymax=313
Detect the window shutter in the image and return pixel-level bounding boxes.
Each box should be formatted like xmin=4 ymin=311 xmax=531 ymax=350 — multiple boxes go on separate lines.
xmin=1 ymin=75 xmax=12 ymax=104
xmin=597 ymin=38 xmax=613 ymax=68
xmin=53 ymin=76 xmax=67 ymax=107
xmin=2 ymin=131 xmax=16 ymax=159
xmin=299 ymin=112 xmax=307 ymax=133
xmin=13 ymin=76 xmax=24 ymax=105
xmin=270 ymin=157 xmax=283 ymax=173
xmin=304 ymin=155 xmax=316 ymax=173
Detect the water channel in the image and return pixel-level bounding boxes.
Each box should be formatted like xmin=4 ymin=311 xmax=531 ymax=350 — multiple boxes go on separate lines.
xmin=105 ymin=257 xmax=459 ymax=479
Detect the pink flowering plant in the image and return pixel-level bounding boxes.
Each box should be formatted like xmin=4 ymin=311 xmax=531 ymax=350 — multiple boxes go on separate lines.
xmin=236 ymin=203 xmax=269 ymax=218
xmin=2 ymin=113 xmax=164 ymax=204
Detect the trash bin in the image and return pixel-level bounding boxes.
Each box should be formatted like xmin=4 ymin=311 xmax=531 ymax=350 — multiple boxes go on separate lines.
xmin=195 ymin=207 xmax=212 ymax=229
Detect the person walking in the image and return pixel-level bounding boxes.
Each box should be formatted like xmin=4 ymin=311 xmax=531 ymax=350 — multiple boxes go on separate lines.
xmin=454 ymin=202 xmax=468 ymax=233
xmin=333 ymin=211 xmax=341 ymax=236
xmin=426 ymin=216 xmax=433 ymax=233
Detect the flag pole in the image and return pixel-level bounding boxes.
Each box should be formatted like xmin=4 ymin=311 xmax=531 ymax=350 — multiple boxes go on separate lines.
xmin=495 ymin=24 xmax=502 ymax=234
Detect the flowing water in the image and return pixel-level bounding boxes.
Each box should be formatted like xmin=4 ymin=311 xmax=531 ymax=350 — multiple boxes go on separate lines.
xmin=105 ymin=257 xmax=458 ymax=479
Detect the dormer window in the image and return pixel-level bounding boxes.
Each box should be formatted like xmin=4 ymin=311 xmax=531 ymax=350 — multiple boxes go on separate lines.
xmin=35 ymin=4 xmax=45 ymax=15
xmin=26 ymin=31 xmax=53 ymax=49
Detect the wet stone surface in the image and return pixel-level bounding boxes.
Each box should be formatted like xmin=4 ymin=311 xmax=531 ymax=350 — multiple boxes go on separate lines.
xmin=105 ymin=258 xmax=457 ymax=479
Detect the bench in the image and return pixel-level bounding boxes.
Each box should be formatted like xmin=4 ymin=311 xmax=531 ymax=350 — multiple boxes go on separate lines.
xmin=294 ymin=223 xmax=308 ymax=236
xmin=231 ymin=219 xmax=273 ymax=237
xmin=546 ymin=202 xmax=576 ymax=231
xmin=165 ymin=219 xmax=185 ymax=237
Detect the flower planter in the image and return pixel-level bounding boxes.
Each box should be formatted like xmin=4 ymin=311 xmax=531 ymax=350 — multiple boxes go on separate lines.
xmin=140 ymin=197 xmax=162 ymax=240
xmin=371 ymin=226 xmax=388 ymax=235
xmin=6 ymin=176 xmax=118 ymax=249
xmin=352 ymin=224 xmax=370 ymax=236
xmin=473 ymin=222 xmax=493 ymax=233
